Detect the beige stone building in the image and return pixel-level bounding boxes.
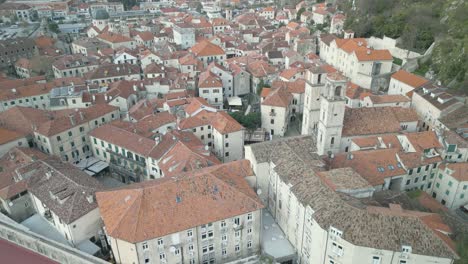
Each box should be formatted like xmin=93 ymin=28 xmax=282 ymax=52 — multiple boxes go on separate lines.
xmin=96 ymin=161 xmax=264 ymax=264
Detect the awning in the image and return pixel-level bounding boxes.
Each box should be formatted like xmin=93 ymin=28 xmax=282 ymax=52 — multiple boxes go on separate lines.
xmin=77 ymin=240 xmax=100 ymax=256
xmin=87 ymin=161 xmax=109 ymax=174
xmin=74 ymin=157 xmax=101 ymax=170
xmin=228 ymin=96 xmax=242 ymax=106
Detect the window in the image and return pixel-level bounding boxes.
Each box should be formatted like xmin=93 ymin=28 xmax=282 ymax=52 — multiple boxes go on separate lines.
xmin=188 ymin=244 xmax=194 ymax=251
xmin=331 ymin=137 xmax=335 ymax=145
xmin=406 ymin=180 xmax=410 ymax=185
xmin=247 ymin=240 xmax=252 ymax=248
xmin=225 ymin=152 xmax=229 ymax=157
xmin=57 ymin=136 xmax=61 ymax=141
xmin=445 ymin=190 xmax=450 ymax=196
xmin=235 ymin=231 xmax=240 ymax=237
xmin=187 ymin=230 xmax=193 ymax=237
xmin=422 ymin=175 xmax=426 ymax=181
xmin=408 ymin=169 xmax=413 ymax=175
xmin=448 ymin=181 xmax=453 ymax=187
xmin=425 ymin=165 xmax=430 ymax=171
xmin=222 ymin=248 xmax=227 ymax=256
xmin=222 ymin=234 xmax=227 ymax=241
xmin=145 ymin=258 xmax=149 ymax=263
xmin=159 ymin=253 xmax=166 ymax=260
xmin=142 ymin=242 xmax=148 ymax=250
xmin=247 ymin=227 xmax=252 ymax=234
xmin=174 ymin=248 xmax=180 ymax=255
xmin=270 ymin=119 xmax=274 ymax=124
xmin=372 ymin=256 xmax=381 ymax=264
xmin=464 ymin=185 xmax=468 ymax=190
xmin=399 ymin=261 xmax=407 ymax=264
xmin=439 ymin=174 xmax=443 ymax=179
xmin=461 ymin=194 xmax=465 ymax=199
xmin=220 ymin=221 xmax=226 ymax=228
xmin=436 ymin=183 xmax=440 ymax=188
xmin=225 ymin=134 xmax=228 ymax=139
xmin=234 ymin=217 xmax=240 ymax=225
xmin=157 ymin=238 xmax=164 ymax=246
xmin=247 ymin=213 xmax=253 ymax=221
xmin=68 ymin=131 xmax=72 ymax=137
xmin=235 ymin=244 xmax=240 ymax=252
xmin=414 ymin=177 xmax=419 ymax=183
xmin=417 ymin=167 xmax=421 ymax=173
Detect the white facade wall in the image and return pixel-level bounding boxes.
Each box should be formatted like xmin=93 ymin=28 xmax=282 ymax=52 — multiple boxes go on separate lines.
xmin=261 ymin=105 xmax=289 ymax=137
xmin=213 ymin=129 xmax=243 ymax=163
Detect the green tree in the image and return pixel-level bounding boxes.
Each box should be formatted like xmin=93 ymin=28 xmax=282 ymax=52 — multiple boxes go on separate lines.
xmin=48 ymin=21 xmax=60 ymax=33
xmin=296 ymin=7 xmax=305 ymax=21
xmin=229 ymin=112 xmax=261 ymax=131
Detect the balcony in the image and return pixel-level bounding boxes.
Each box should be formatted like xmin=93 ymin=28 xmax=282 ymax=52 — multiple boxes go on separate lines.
xmin=108 ymin=148 xmax=146 ymax=167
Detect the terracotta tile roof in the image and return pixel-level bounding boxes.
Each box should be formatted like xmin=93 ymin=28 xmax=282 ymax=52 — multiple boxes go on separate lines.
xmin=34 ymin=36 xmax=55 ymax=49
xmin=439 ymin=162 xmax=468 ymax=182
xmin=261 ymin=86 xmax=292 ymax=108
xmin=85 ymin=63 xmax=140 ymax=80
xmin=52 ymin=54 xmax=99 ymax=70
xmin=417 ymin=192 xmax=449 ymax=213
xmin=89 ymin=123 xmax=156 ymax=156
xmin=0 ymin=107 xmax=68 ymax=135
xmin=97 ymin=32 xmax=132 ymax=43
xmin=184 ymin=97 xmax=211 ymax=116
xmin=198 ymin=71 xmax=222 ymax=88
xmin=0 ymin=128 xmax=25 ymax=145
xmin=367 ymin=94 xmax=410 ymax=104
xmin=36 ymin=104 xmax=118 ymax=136
xmin=210 ymin=111 xmax=243 ymax=134
xmin=335 ymin=38 xmax=367 ymax=53
xmin=190 ymin=40 xmax=225 ymax=57
xmin=96 ymin=160 xmax=263 ymax=243
xmin=329 ymin=148 xmax=405 ymax=186
xmin=355 ymin=49 xmax=393 ymax=61
xmin=279 ymin=67 xmax=304 ymax=80
xmin=247 ymin=60 xmax=276 ymax=78
xmin=0 ymin=76 xmax=46 ymax=90
xmin=392 ymin=70 xmax=428 ymax=88
xmin=271 ymin=79 xmax=305 ymax=94
xmin=158 ymin=139 xmax=220 ymax=177
xmin=134 ymin=31 xmax=154 ymax=41
xmin=0 ymin=77 xmax=83 ymax=101
xmin=135 ymin=112 xmax=176 ymax=137
xmin=260 ymin=87 xmax=271 ymax=98
xmin=342 ymin=107 xmax=418 ymax=137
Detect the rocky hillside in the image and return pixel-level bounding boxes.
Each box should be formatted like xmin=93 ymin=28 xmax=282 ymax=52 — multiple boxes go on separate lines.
xmin=339 ymin=0 xmax=467 ymax=94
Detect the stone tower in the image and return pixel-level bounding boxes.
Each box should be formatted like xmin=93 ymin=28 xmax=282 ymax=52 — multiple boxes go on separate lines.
xmin=316 ymin=72 xmax=347 ymax=156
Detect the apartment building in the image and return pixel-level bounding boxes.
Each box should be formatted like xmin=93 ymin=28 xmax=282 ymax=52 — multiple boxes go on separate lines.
xmin=190 ymin=40 xmax=226 ymax=67
xmin=411 ymin=83 xmax=465 ymax=131
xmin=52 ymin=54 xmax=100 ymax=79
xmin=85 ymin=63 xmax=141 ymax=85
xmin=261 ymin=86 xmax=292 ymax=137
xmin=178 ymin=108 xmax=244 ymax=163
xmin=96 ymin=161 xmax=264 ymax=264
xmin=33 ymin=104 xmax=119 ymax=164
xmin=319 ymin=36 xmax=393 ymax=89
xmin=0 ymin=78 xmax=84 ymax=112
xmin=387 ymin=70 xmax=429 ymax=96
xmin=198 ymin=71 xmax=224 ymax=109
xmin=0 ymin=38 xmax=37 ymax=67
xmin=329 ymin=131 xmax=443 ymax=192
xmin=245 ymin=136 xmax=458 ymax=264
xmin=27 ymin=158 xmax=104 ymax=247
xmin=173 ymin=24 xmax=196 ymax=49
xmin=430 ymin=162 xmax=468 ymax=210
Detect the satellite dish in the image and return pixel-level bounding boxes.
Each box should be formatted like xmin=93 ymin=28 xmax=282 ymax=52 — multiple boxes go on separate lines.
xmin=256 ymin=189 xmax=262 ymax=195
xmin=169 ymin=246 xmax=176 ymax=253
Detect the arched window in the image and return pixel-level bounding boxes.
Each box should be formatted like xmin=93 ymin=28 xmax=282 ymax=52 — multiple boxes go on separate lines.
xmin=335 ymin=86 xmax=342 ymax=97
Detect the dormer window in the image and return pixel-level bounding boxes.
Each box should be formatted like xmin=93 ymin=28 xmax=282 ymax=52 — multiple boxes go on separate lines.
xmin=402 ymin=245 xmax=412 ymax=253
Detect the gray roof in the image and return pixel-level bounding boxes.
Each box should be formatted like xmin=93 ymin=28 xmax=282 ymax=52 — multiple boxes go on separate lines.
xmin=249 ymin=136 xmax=458 ymax=259
xmin=27 ymin=158 xmax=104 ymax=224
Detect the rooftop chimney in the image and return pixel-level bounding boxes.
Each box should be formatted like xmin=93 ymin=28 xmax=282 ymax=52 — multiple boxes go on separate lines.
xmin=69 ymin=114 xmax=75 ymax=126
